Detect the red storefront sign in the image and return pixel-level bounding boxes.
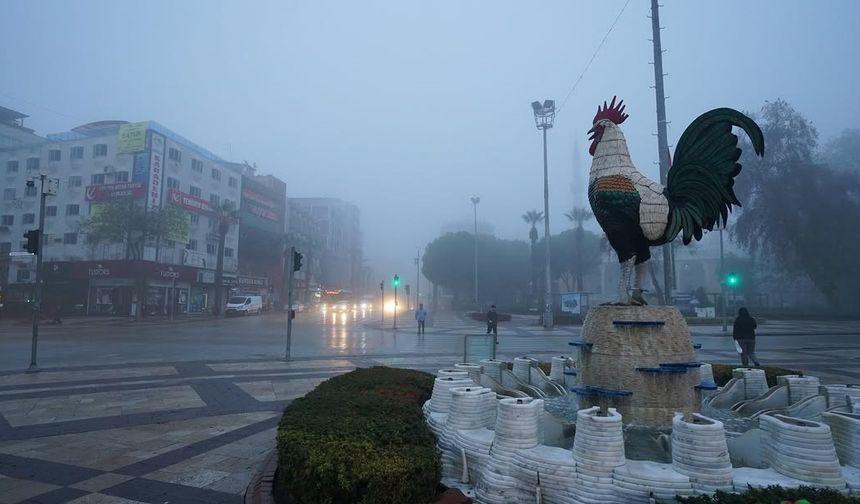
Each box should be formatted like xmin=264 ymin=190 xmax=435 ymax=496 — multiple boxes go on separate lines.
xmin=167 ymin=188 xmax=213 ymax=214
xmin=85 ymin=182 xmax=145 ymax=201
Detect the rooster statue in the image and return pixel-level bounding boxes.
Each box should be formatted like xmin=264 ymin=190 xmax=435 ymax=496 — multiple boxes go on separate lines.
xmin=587 ymin=97 xmax=764 ymax=305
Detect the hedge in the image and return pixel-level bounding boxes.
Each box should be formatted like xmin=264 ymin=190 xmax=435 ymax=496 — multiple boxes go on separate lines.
xmin=676 ymin=485 xmax=860 ymax=503
xmin=710 ymin=363 xmax=801 ymax=388
xmin=275 ymin=367 xmax=441 ymax=504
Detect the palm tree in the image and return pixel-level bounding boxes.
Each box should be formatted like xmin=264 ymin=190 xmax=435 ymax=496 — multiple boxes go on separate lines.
xmin=564 ymin=206 xmax=593 ymax=291
xmin=212 ymin=201 xmax=239 ymax=316
xmin=521 ymin=210 xmax=544 ymax=299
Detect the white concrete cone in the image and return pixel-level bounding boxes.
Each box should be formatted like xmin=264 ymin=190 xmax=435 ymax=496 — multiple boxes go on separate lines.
xmin=759 ymin=414 xmax=846 ymax=489
xmin=571 ymin=406 xmax=625 ymax=503
xmin=480 ymin=359 xmax=505 ymax=383
xmin=671 ymin=412 xmax=734 ymax=494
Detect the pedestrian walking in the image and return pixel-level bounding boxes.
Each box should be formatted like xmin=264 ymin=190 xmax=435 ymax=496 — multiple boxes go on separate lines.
xmin=733 ymin=307 xmax=760 ymax=367
xmin=486 ymin=304 xmax=499 ymax=343
xmin=415 ymin=303 xmax=428 ymax=335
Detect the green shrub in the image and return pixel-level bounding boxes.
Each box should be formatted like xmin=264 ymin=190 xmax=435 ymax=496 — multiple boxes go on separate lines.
xmin=676 ymin=485 xmax=860 ymax=503
xmin=275 ymin=367 xmax=440 ymax=504
xmin=710 ymin=363 xmax=801 ymax=387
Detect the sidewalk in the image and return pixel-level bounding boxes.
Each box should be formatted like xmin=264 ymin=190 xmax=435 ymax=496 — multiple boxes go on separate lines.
xmin=0 ymin=312 xmax=243 ymax=329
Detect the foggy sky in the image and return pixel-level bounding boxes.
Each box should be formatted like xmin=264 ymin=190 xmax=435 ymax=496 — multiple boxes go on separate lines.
xmin=2 ymin=1 xmax=858 ymax=283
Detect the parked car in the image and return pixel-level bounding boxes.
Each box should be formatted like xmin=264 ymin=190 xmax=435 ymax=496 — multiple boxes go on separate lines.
xmin=225 ymin=295 xmax=263 ymax=316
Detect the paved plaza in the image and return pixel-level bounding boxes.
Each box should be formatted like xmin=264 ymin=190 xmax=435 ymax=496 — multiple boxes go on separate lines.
xmin=0 ymin=311 xmax=858 ymax=502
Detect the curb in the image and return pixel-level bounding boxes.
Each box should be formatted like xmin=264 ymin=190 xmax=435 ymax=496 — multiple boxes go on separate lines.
xmin=245 ymin=448 xmax=278 ymax=504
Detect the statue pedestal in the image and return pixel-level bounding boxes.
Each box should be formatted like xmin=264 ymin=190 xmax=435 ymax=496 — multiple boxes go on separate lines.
xmin=575 ymin=305 xmax=700 ymax=427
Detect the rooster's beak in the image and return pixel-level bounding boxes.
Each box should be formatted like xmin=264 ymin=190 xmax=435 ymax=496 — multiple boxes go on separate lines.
xmin=587 ymin=126 xmax=596 ymax=142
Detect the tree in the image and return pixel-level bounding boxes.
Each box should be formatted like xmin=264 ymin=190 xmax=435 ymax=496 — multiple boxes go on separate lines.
xmin=84 ymin=200 xmax=189 ymax=318
xmin=422 ymin=232 xmax=529 ymax=308
xmin=822 ymin=128 xmax=860 ymax=173
xmin=734 ymin=100 xmax=860 ymax=312
xmin=521 ymin=210 xmax=543 ymax=299
xmin=536 ymin=228 xmax=601 ymax=293
xmin=564 ymin=207 xmax=594 ymax=290
xmin=212 ymin=201 xmax=239 ymax=316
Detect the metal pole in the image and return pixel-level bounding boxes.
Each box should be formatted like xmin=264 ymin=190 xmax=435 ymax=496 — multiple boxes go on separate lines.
xmin=720 ymin=227 xmax=727 ymax=332
xmin=170 ymin=277 xmax=175 ymax=321
xmin=472 ymin=198 xmax=479 ymax=310
xmin=542 ymin=128 xmax=553 ymax=328
xmin=285 ymin=246 xmax=295 ymax=360
xmin=416 ymin=251 xmax=420 ymax=308
xmin=650 ymin=0 xmax=673 ymax=305
xmin=380 ymin=283 xmax=384 ymax=325
xmin=28 ymin=175 xmax=48 ymax=373
xmin=393 ymin=284 xmax=398 ymax=330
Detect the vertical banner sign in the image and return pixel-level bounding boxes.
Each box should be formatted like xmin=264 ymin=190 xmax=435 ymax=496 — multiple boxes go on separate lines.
xmin=148 ymin=133 xmax=165 ymax=210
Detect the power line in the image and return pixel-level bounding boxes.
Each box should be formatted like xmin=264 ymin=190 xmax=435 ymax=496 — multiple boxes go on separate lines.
xmin=0 ymin=91 xmax=87 ymax=123
xmin=557 ymin=0 xmax=631 ymax=116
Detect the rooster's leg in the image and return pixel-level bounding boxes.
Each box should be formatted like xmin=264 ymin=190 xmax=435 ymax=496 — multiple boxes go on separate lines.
xmin=631 ymin=261 xmax=648 ymax=306
xmin=617 ymin=258 xmax=634 ymax=304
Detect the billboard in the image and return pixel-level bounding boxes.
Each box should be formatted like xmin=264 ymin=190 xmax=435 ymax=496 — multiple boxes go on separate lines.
xmin=117 ymin=122 xmax=149 ymax=153
xmin=85 ymin=182 xmax=145 ymax=201
xmin=167 ymin=188 xmax=213 ymax=214
xmin=560 ymin=292 xmax=583 ymax=315
xmin=165 ymin=211 xmax=192 ymax=244
xmin=240 ymin=175 xmax=285 ymax=234
xmin=147 ymin=133 xmax=165 ymax=210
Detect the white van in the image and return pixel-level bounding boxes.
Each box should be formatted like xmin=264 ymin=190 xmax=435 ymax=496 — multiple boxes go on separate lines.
xmin=225 ymin=295 xmax=263 ymax=316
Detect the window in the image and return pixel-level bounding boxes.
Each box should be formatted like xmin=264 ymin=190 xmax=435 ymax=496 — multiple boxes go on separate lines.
xmin=25 ymin=185 xmax=37 ymax=197
xmin=206 ymin=243 xmax=217 ymax=255
xmin=3 ymin=188 xmax=15 ymax=200
xmin=209 ymin=194 xmax=220 ymax=207
xmin=26 ymin=157 xmax=40 ymax=170
xmin=168 ymin=147 xmax=181 ymax=162
xmin=91 ymin=174 xmax=105 ymax=185
xmin=16 ymin=269 xmax=31 ymax=282
xmin=211 ymin=168 xmax=221 ymax=181
xmin=208 ymin=217 xmax=216 ymax=230
xmin=49 ymin=149 xmax=61 ymax=162
xmin=189 ymin=186 xmax=201 ymax=198
xmin=114 ymin=171 xmax=129 ymax=182
xmin=46 ymin=206 xmax=57 ymax=217
xmin=224 ymin=198 xmax=233 ymax=209
xmin=93 ymin=144 xmax=108 ymax=157
xmin=23 ymin=213 xmax=35 ymax=224
xmin=228 ymin=176 xmax=238 ymax=188
xmin=186 ymin=239 xmax=198 ymax=251
xmin=66 ymin=204 xmax=80 ymax=216
xmin=69 ymin=175 xmax=82 ymax=187
xmin=224 ymin=247 xmax=234 ymax=258
xmin=191 ymin=158 xmax=203 ymax=172
xmin=167 ymin=177 xmax=180 ymax=190
xmin=0 ymin=242 xmax=10 ymax=254
xmin=71 ymin=146 xmax=84 ymax=159
xmin=63 ymin=233 xmax=78 ymax=244
xmin=6 ymin=160 xmax=18 ymax=173
xmin=1 ymin=215 xmax=13 ymax=226
xmin=190 ymin=213 xmax=200 ymax=224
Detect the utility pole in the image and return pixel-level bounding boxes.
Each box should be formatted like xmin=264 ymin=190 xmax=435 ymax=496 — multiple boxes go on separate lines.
xmin=379 ymin=281 xmax=384 ymax=325
xmin=531 ymin=99 xmax=555 ymax=328
xmin=720 ymin=228 xmax=728 ymax=332
xmin=415 ymin=250 xmax=420 ymax=308
xmin=27 ymin=174 xmax=54 ymax=373
xmin=470 ymin=197 xmax=480 ymax=310
xmin=650 ymin=0 xmax=673 ymax=305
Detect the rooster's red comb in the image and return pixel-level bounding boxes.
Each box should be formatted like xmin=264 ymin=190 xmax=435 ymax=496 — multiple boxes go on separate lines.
xmin=592 ymin=96 xmax=628 ymax=125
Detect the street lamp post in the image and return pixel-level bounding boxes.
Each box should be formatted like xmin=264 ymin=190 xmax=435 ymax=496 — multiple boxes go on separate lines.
xmin=415 ymin=250 xmax=421 ymax=308
xmin=531 ymin=100 xmax=556 ymax=328
xmin=720 ymin=227 xmax=727 ymax=332
xmin=26 ymin=174 xmax=55 ymax=373
xmin=470 ymin=196 xmax=480 ymax=310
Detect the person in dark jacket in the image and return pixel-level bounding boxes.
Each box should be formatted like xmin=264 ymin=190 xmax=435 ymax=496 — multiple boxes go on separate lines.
xmin=733 ymin=307 xmax=759 ymax=366
xmin=486 ymin=305 xmax=499 ymax=342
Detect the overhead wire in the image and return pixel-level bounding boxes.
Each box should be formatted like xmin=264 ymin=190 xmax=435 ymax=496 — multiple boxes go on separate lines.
xmin=556 ymin=0 xmax=631 ymax=118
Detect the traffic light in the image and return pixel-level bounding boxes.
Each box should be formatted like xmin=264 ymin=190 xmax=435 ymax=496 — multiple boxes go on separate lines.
xmin=379 ymin=281 xmax=384 ymax=291
xmin=392 ymin=275 xmax=400 ymax=288
xmin=726 ymin=272 xmax=740 ymax=288
xmin=293 ymin=251 xmax=303 ymax=271
xmin=404 ymin=285 xmax=410 ymax=297
xmin=23 ymin=229 xmax=39 ymax=255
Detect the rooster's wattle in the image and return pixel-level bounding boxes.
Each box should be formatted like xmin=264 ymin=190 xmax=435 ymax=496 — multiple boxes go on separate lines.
xmin=587 ymin=97 xmax=765 ymax=305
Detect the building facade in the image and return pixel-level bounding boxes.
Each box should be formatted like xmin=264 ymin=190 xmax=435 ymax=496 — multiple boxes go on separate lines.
xmin=0 ymin=113 xmax=270 ymax=316
xmin=290 ymin=198 xmax=362 ymax=295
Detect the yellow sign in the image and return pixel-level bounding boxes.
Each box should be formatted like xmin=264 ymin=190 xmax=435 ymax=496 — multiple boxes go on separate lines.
xmin=117 ymin=122 xmax=149 ymax=154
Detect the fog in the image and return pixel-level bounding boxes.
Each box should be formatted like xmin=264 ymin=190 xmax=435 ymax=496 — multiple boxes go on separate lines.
xmin=2 ymin=0 xmax=859 ymax=281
